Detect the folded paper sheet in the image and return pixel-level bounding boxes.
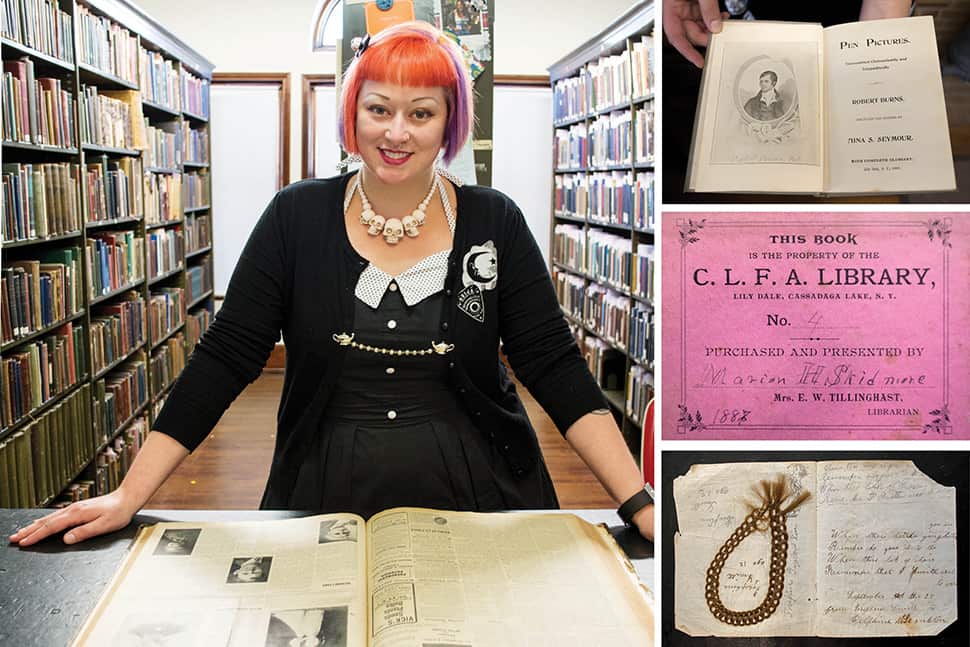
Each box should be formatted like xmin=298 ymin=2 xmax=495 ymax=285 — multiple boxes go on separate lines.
xmin=674 ymin=461 xmax=956 ymax=637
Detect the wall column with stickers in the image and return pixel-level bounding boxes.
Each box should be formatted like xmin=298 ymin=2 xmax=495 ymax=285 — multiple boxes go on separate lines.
xmin=341 ymin=0 xmax=495 ymax=186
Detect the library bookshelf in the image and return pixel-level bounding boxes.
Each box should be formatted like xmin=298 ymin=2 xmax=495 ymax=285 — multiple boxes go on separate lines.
xmin=1 ymin=0 xmax=214 ymax=507
xmin=548 ymin=1 xmax=655 ymax=461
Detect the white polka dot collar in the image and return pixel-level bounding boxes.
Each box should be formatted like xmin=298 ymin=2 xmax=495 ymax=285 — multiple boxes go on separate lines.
xmin=355 ymin=250 xmax=452 ymax=308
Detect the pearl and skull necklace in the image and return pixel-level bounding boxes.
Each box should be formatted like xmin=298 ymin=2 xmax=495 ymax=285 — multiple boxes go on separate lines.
xmin=347 ymin=172 xmax=441 ymax=245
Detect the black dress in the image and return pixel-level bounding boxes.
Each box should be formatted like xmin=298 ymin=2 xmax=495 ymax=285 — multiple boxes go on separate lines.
xmin=288 ymin=260 xmax=560 ymax=519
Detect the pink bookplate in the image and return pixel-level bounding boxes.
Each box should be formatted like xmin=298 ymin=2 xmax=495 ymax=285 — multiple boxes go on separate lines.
xmin=662 ymin=213 xmax=968 ymax=439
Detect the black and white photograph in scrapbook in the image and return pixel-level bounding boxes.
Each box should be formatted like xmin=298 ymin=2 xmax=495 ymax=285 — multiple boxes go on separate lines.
xmin=711 ymin=42 xmax=819 ymax=166
xmin=265 ymin=607 xmax=348 ymax=647
xmin=318 ymin=519 xmax=359 ymax=544
xmin=226 ymin=556 xmax=273 ymax=584
xmin=153 ymin=528 xmax=202 ymax=556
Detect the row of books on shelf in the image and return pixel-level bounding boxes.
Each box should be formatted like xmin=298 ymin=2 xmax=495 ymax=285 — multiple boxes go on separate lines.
xmin=181 ymin=120 xmax=209 ymax=163
xmin=146 ymin=227 xmax=184 ymax=278
xmin=77 ymin=4 xmax=138 ymax=85
xmin=87 ymin=231 xmax=144 ymax=298
xmin=79 ymin=85 xmax=134 ymax=150
xmin=630 ymin=302 xmax=653 ymax=365
xmin=181 ymin=71 xmax=209 ymax=118
xmin=590 ymin=171 xmax=653 ymax=229
xmin=584 ymin=337 xmax=625 ymax=394
xmin=186 ymin=306 xmax=212 ymax=355
xmin=138 ymin=46 xmax=209 ymax=117
xmin=4 ymin=2 xmax=210 ymax=116
xmin=555 ymin=108 xmax=653 ymax=170
xmin=145 ymin=120 xmax=178 ymax=168
xmin=183 ymin=169 xmax=209 ymax=208
xmin=90 ymin=293 xmax=145 ymax=375
xmin=0 ymin=384 xmax=93 ymax=508
xmin=1 ymin=0 xmax=74 ymax=63
xmin=144 ymin=172 xmax=182 ymax=224
xmin=588 ymin=229 xmax=633 ymax=291
xmin=585 ymin=283 xmax=630 ymax=349
xmin=150 ymin=333 xmax=186 ymax=396
xmin=95 ymin=355 xmax=148 ymax=437
xmin=553 ymin=31 xmax=654 ymax=122
xmin=2 ymin=161 xmax=80 ymax=241
xmin=186 ymin=257 xmax=213 ymax=304
xmin=185 ymin=213 xmax=211 ymax=252
xmin=1 ymin=321 xmax=85 ymax=429
xmin=79 ymin=87 xmax=209 ymax=165
xmin=3 ymin=59 xmax=76 ymax=147
xmin=51 ymin=415 xmax=149 ymax=508
xmin=555 ymin=172 xmax=655 ymax=231
xmin=148 ymin=288 xmax=184 ymax=344
xmin=140 ymin=47 xmax=179 ymax=109
xmin=86 ymin=156 xmax=139 ymax=222
xmin=554 ymin=269 xmax=654 ymax=360
xmin=590 ymin=110 xmax=654 ymax=167
xmin=626 ymin=365 xmax=653 ymax=425
xmin=2 ymin=252 xmax=83 ymax=344
xmin=553 ymin=226 xmax=654 ymax=298
xmin=582 ymin=338 xmax=653 ymax=421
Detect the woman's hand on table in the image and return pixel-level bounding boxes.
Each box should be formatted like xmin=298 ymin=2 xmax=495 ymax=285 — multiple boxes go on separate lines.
xmin=9 ymin=488 xmax=138 ymax=547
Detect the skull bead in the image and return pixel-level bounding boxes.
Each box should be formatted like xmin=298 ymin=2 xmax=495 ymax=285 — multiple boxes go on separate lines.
xmin=402 ymin=215 xmax=419 ymax=238
xmin=412 ymin=208 xmax=426 ymax=226
xmin=360 ymin=208 xmax=375 ymax=225
xmin=367 ymin=214 xmax=386 ymax=236
xmin=383 ymin=218 xmax=404 ymax=244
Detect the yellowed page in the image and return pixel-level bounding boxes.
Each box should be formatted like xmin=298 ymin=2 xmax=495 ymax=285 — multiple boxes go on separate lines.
xmin=687 ymin=21 xmax=824 ymax=193
xmin=815 ymin=460 xmax=957 ymax=637
xmin=673 ymin=462 xmax=817 ymax=637
xmin=365 ymin=508 xmax=653 ymax=646
xmin=73 ymin=514 xmax=367 ymax=647
xmin=823 ymin=16 xmax=954 ymax=193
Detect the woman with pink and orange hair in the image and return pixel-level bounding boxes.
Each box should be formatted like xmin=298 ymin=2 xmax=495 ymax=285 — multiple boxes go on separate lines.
xmin=12 ymin=22 xmax=652 ymax=547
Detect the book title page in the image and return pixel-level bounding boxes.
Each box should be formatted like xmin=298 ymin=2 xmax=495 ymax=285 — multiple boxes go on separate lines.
xmin=662 ymin=213 xmax=968 ymax=439
xmin=823 ymin=16 xmax=955 ymax=193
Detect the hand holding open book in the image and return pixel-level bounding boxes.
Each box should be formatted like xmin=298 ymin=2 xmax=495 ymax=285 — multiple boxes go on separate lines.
xmin=685 ymin=16 xmax=955 ymax=194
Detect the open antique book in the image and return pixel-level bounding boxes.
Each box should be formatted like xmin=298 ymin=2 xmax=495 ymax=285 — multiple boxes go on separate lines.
xmin=674 ymin=461 xmax=957 ymax=637
xmin=73 ymin=508 xmax=653 ymax=646
xmin=685 ymin=16 xmax=955 ymax=194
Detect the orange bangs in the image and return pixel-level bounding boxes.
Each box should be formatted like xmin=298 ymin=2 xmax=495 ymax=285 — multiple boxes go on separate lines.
xmin=339 ymin=22 xmax=473 ymax=163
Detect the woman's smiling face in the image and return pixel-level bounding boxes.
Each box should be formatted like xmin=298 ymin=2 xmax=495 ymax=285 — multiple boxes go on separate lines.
xmin=355 ymin=80 xmax=449 ymax=185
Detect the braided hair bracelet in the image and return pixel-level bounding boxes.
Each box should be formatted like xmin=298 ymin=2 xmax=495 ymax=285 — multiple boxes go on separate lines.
xmin=705 ymin=475 xmax=811 ymax=627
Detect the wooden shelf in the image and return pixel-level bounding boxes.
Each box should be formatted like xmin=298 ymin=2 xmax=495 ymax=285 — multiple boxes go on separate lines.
xmin=1 ymin=231 xmax=82 ymax=249
xmin=1 ymin=38 xmax=75 ymax=71
xmin=90 ymin=280 xmax=146 ymax=306
xmin=148 ymin=266 xmax=184 ymax=286
xmin=78 ymin=62 xmax=138 ymax=90
xmin=93 ymin=340 xmax=148 ymax=381
xmin=142 ymin=99 xmax=180 ymax=118
xmin=1 ymin=311 xmax=87 ymax=354
xmin=82 ymin=143 xmax=141 ymax=157
xmin=146 ymin=219 xmax=184 ymax=230
xmin=151 ymin=322 xmax=185 ymax=351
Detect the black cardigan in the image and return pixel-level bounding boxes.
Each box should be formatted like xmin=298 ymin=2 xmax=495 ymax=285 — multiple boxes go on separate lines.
xmin=153 ymin=172 xmax=608 ymax=507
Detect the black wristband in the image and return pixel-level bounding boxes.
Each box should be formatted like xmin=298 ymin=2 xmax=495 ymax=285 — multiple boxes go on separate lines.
xmin=618 ymin=485 xmax=654 ymax=526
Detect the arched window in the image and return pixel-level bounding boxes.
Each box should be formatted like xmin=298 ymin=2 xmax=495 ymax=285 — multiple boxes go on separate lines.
xmin=311 ymin=0 xmax=343 ymax=52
